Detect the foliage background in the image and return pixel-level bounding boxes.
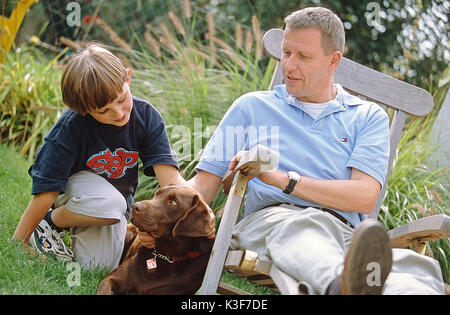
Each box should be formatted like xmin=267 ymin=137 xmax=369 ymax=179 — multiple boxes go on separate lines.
xmin=8 ymin=0 xmax=448 ymax=90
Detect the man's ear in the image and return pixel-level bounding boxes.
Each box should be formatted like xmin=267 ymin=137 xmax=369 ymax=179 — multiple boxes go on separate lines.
xmin=329 ymin=50 xmax=342 ymax=71
xmin=172 ymin=194 xmax=215 ymax=237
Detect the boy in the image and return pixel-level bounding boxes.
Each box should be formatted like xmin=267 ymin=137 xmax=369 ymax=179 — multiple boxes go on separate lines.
xmin=13 ymin=44 xmax=185 ymax=270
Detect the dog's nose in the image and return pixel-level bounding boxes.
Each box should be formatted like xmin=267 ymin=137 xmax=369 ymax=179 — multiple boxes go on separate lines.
xmin=132 ymin=203 xmax=143 ymax=212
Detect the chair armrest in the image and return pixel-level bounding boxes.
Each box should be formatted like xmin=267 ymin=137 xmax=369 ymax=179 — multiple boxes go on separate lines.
xmin=222 ymin=144 xmax=279 ymax=194
xmin=388 ymin=214 xmax=450 ymax=248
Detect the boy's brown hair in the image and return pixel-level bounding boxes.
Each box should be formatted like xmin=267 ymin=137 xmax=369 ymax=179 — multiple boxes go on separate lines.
xmin=61 ymin=44 xmax=127 ymax=115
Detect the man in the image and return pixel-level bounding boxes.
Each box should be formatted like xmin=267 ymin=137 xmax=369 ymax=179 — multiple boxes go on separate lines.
xmin=142 ymin=7 xmax=446 ymax=294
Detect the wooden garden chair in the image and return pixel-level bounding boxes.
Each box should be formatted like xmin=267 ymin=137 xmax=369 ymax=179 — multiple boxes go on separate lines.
xmin=198 ymin=28 xmax=450 ymax=295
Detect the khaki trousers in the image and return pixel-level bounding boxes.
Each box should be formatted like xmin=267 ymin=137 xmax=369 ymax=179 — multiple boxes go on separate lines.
xmin=230 ymin=204 xmax=445 ymax=294
xmin=54 ymin=170 xmax=128 ymax=271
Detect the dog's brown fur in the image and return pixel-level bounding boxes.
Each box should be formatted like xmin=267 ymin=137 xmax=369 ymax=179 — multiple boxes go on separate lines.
xmin=97 ymin=185 xmax=215 ymax=295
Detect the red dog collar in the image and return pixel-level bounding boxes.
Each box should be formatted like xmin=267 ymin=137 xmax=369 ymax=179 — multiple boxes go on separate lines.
xmin=172 ymin=251 xmax=202 ymax=262
xmin=150 ymin=249 xmax=202 ymax=265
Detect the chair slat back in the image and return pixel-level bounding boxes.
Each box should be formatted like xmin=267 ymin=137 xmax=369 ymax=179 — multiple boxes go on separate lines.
xmin=261 ymin=28 xmax=434 ymax=219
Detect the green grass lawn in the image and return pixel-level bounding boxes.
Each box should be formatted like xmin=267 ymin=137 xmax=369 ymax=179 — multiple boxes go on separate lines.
xmin=0 ymin=144 xmax=274 ymax=294
xmin=0 ymin=144 xmax=109 ymax=294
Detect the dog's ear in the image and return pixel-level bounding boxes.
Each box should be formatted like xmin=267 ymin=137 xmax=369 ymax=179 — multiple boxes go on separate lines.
xmin=172 ymin=194 xmax=215 ymax=237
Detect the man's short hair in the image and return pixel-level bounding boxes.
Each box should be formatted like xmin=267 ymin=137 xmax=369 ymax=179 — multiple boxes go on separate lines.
xmin=61 ymin=44 xmax=127 ymax=115
xmin=284 ymin=7 xmax=345 ymax=55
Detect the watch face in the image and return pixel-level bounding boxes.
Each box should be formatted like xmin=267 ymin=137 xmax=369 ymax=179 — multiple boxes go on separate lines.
xmin=288 ymin=171 xmax=301 ymax=181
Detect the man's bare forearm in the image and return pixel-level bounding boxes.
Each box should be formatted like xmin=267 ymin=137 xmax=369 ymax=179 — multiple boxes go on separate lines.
xmin=258 ymin=168 xmax=381 ymax=214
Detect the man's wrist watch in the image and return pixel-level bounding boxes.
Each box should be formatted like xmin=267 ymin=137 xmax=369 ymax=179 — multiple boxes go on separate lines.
xmin=282 ymin=171 xmax=302 ymax=195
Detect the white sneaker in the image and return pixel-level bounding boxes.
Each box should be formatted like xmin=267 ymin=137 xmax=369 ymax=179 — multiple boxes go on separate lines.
xmin=29 ymin=219 xmax=74 ymax=262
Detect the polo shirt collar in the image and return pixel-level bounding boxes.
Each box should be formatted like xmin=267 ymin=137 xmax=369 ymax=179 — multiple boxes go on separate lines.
xmin=274 ymin=83 xmax=364 ymax=117
xmin=335 ymin=84 xmax=365 ymax=106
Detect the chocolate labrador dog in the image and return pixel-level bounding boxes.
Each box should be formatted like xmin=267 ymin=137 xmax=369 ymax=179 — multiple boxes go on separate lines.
xmin=97 ymin=185 xmax=215 ymax=295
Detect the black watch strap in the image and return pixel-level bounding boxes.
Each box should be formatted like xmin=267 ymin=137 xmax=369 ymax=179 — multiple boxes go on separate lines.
xmin=282 ymin=171 xmax=301 ymax=194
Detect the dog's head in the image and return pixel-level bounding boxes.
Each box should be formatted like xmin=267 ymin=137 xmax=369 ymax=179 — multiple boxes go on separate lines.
xmin=130 ymin=185 xmax=215 ymax=238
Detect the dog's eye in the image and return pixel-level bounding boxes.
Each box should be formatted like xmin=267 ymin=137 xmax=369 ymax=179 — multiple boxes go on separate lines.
xmin=170 ymin=199 xmax=177 ymax=206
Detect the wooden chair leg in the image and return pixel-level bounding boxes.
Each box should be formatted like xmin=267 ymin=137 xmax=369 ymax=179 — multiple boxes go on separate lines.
xmin=199 ymin=174 xmax=248 ymax=294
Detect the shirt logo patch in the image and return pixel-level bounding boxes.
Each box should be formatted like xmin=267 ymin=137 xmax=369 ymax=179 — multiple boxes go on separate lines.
xmin=341 ymin=137 xmax=348 ymax=142
xmin=86 ymin=148 xmax=138 ymax=179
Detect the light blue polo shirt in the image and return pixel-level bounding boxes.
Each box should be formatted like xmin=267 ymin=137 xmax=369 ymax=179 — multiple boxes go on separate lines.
xmin=196 ymin=84 xmax=390 ymax=227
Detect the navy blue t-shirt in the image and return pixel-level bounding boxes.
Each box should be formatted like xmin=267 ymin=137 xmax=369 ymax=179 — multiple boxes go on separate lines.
xmin=29 ymin=96 xmax=178 ymax=213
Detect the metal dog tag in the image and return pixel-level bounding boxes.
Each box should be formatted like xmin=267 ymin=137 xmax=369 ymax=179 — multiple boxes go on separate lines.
xmin=146 ymin=258 xmax=157 ymax=270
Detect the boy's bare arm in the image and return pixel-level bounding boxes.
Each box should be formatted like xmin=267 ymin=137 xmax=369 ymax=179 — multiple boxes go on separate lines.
xmin=153 ymin=164 xmax=187 ymax=187
xmin=187 ymin=170 xmax=222 ymax=204
xmin=152 ymin=164 xmax=222 ymax=203
xmin=13 ymin=191 xmax=59 ymax=243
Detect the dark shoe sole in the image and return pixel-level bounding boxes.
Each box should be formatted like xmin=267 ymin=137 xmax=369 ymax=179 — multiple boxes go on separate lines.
xmin=343 ymin=219 xmax=392 ymax=295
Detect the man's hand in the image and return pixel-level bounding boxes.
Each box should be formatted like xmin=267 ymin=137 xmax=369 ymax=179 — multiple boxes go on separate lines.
xmin=228 ymin=151 xmax=246 ymax=171
xmin=229 ymin=151 xmax=286 ymax=188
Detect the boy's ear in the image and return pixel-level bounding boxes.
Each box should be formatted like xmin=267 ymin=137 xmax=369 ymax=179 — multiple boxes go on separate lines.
xmin=126 ymin=68 xmax=131 ymax=85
